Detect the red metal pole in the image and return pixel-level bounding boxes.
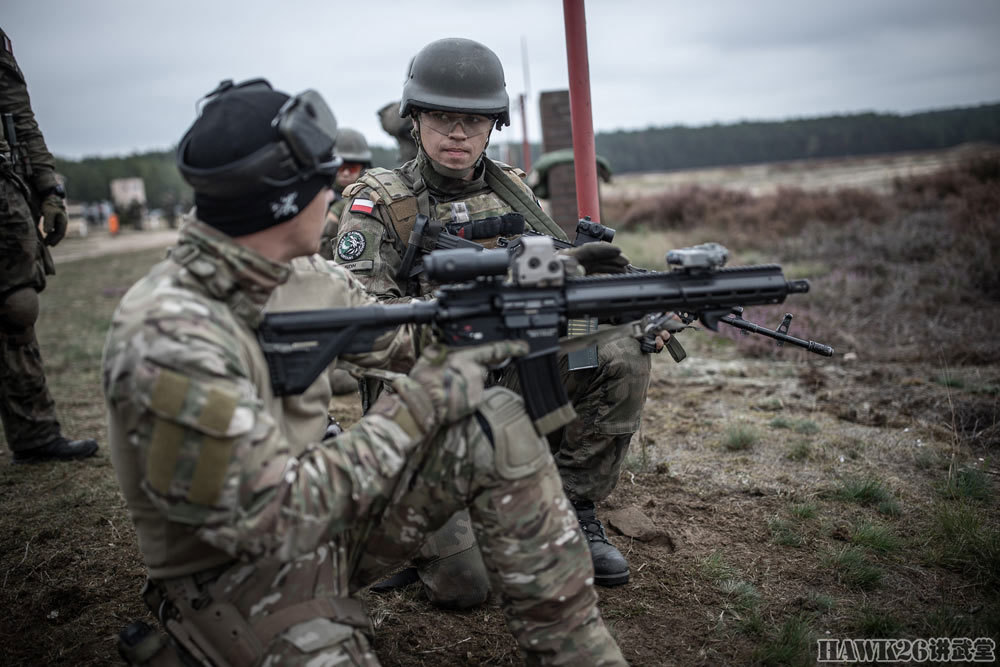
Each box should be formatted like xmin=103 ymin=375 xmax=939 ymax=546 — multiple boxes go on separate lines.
xmin=562 ymin=0 xmax=600 ymax=222
xmin=519 ymin=93 xmax=532 ymax=173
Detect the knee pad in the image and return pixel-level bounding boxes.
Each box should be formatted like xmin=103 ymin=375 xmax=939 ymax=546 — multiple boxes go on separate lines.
xmin=476 ymin=387 xmax=550 ymax=480
xmin=0 ymin=288 xmax=39 ymax=332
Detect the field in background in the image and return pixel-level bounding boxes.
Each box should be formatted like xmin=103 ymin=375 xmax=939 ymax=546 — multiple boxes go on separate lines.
xmin=0 ymin=148 xmax=997 ymax=665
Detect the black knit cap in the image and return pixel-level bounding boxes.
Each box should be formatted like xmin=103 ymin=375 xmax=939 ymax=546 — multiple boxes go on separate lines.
xmin=182 ymin=85 xmax=330 ymax=237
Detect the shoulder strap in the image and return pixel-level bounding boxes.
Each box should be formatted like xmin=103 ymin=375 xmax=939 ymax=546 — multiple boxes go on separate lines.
xmin=483 ymin=158 xmax=569 ymax=241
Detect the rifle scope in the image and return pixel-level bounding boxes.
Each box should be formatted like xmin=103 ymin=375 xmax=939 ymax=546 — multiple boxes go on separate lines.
xmin=424 ymin=248 xmax=510 ymax=283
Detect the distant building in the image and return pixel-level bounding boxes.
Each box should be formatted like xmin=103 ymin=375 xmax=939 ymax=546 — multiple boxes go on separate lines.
xmin=110 ymin=177 xmax=146 ymax=209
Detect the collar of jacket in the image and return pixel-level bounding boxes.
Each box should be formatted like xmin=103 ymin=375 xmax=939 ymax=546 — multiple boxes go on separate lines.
xmin=413 ymin=150 xmax=488 ymax=201
xmin=170 ymin=218 xmax=291 ymax=327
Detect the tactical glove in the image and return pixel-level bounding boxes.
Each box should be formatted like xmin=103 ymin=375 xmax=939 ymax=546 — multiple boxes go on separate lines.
xmin=397 ymin=340 xmax=529 ymax=430
xmin=41 ymin=193 xmax=69 ymax=246
xmin=560 ymin=242 xmax=630 ymax=275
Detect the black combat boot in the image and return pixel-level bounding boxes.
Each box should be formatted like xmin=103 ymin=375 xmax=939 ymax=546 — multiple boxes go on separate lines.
xmin=13 ymin=436 xmax=98 ymax=464
xmin=574 ymin=500 xmax=629 ymax=586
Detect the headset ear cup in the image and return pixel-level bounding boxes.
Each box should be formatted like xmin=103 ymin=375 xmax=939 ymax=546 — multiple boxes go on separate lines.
xmin=276 ymin=91 xmax=338 ymax=172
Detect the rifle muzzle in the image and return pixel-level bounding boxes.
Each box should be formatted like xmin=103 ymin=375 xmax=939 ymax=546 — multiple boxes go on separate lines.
xmin=787 ymin=279 xmax=810 ymax=294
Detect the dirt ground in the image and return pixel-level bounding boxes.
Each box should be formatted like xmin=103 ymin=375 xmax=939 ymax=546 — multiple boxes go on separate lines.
xmin=0 ymin=152 xmax=997 ymax=666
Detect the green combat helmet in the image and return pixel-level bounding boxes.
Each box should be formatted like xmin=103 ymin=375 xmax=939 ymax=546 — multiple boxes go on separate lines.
xmin=334 ymin=128 xmax=373 ymax=167
xmin=400 ymin=38 xmax=510 ymax=130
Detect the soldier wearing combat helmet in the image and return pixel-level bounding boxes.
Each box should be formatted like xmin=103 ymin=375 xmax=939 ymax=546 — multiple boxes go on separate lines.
xmin=1 ymin=26 xmax=98 ymax=463
xmin=335 ymin=37 xmax=670 ymax=605
xmin=318 ymin=127 xmax=373 ymax=261
xmin=105 ymin=77 xmax=624 ymax=666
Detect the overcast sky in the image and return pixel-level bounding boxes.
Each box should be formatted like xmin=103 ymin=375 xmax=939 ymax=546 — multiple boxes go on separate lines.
xmin=4 ymin=0 xmax=999 ymax=159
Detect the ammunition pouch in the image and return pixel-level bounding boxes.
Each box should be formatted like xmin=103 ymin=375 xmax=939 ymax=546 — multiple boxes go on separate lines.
xmin=142 ymin=570 xmax=372 ymax=667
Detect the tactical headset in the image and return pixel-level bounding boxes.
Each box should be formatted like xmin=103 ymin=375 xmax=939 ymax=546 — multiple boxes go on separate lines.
xmin=177 ymin=78 xmax=342 ymax=199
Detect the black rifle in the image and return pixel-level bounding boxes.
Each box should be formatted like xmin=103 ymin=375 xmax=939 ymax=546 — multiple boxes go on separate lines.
xmin=397 ymin=214 xmax=615 ymax=283
xmin=260 ymin=238 xmax=833 ymax=434
xmin=397 ymin=214 xmax=622 ymax=369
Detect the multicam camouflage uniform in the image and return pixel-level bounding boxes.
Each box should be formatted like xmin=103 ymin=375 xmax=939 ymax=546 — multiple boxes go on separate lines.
xmin=335 ymin=152 xmax=652 ymax=505
xmin=104 ymin=219 xmax=625 ymax=665
xmin=0 ymin=27 xmax=67 ymax=452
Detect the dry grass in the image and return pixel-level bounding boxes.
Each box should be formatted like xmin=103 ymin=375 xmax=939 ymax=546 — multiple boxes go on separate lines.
xmin=609 ymin=152 xmax=1000 ymax=366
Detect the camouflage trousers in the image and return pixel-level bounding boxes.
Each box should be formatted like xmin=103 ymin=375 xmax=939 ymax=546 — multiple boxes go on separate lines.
xmin=148 ymin=388 xmax=624 ymax=666
xmin=0 ymin=327 xmax=61 ymax=451
xmin=412 ymin=335 xmax=652 ymax=606
xmin=504 ymin=334 xmax=653 ymax=503
xmin=0 ymin=175 xmax=59 ymax=452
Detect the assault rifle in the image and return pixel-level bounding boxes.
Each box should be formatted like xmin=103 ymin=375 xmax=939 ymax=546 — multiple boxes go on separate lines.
xmin=396 ymin=213 xmax=614 ymax=282
xmin=260 ymin=237 xmax=833 ymax=434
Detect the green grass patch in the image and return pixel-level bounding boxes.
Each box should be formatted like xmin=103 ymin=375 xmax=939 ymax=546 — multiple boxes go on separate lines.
xmin=933 ymin=373 xmax=965 ymax=389
xmin=722 ymin=424 xmax=759 ymax=451
xmin=735 ymin=609 xmax=766 ymax=637
xmin=789 ymin=502 xmax=818 ymax=520
xmin=756 ymin=397 xmax=785 ymax=411
xmin=793 ymin=419 xmax=820 ymax=435
xmin=876 ymin=498 xmax=903 ymax=517
xmin=928 ymin=503 xmax=1000 ymax=588
xmin=937 ymin=466 xmax=992 ymax=502
xmin=832 ymin=477 xmax=893 ymax=506
xmin=770 ymin=417 xmax=820 ymax=435
xmin=850 ymin=520 xmax=901 ymax=553
xmin=806 ymin=591 xmax=835 ymax=612
xmin=750 ymin=615 xmax=813 ymax=667
xmin=718 ymin=579 xmax=760 ymax=611
xmin=849 ymin=603 xmax=903 ymax=637
xmin=700 ymin=552 xmax=739 ymax=583
xmin=823 ymin=546 xmax=884 ymax=590
xmin=786 ymin=441 xmax=811 ymax=461
xmin=769 ymin=518 xmax=804 ymax=547
xmin=932 ymin=373 xmax=1000 ymax=396
xmin=914 ymin=449 xmax=947 ymax=471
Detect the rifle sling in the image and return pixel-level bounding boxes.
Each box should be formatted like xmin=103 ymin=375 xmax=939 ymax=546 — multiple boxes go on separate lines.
xmin=482 ymin=158 xmax=569 ymax=241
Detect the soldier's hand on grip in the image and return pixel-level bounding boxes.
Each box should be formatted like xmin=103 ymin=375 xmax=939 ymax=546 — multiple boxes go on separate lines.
xmin=560 ymin=242 xmax=630 ymax=275
xmin=408 ymin=340 xmax=529 ymax=424
xmin=41 ymin=193 xmax=69 ymax=246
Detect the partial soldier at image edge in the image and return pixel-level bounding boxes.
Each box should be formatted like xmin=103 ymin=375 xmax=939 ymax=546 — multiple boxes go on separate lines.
xmin=0 ymin=26 xmax=98 ymax=463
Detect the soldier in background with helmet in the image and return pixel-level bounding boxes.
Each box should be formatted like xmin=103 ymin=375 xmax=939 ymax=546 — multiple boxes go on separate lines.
xmin=319 ymin=127 xmax=373 ymax=261
xmin=335 ymin=37 xmax=670 ymax=605
xmin=0 ymin=27 xmax=98 ymax=463
xmin=106 ymin=77 xmax=625 ymax=666
xmin=376 ymin=100 xmax=418 ymax=165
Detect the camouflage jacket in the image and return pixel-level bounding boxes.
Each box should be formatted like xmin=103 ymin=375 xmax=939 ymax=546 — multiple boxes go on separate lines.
xmin=333 ymin=153 xmax=563 ymax=300
xmin=0 ymin=28 xmax=59 ymax=194
xmin=103 ymin=219 xmax=421 ymax=578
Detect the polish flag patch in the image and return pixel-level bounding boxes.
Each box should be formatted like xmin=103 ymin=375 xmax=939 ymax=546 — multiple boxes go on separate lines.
xmin=350 ymin=198 xmax=374 ymax=214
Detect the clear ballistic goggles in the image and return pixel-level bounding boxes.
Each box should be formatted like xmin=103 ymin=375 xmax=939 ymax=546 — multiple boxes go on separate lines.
xmin=419 ymin=110 xmax=495 ymax=138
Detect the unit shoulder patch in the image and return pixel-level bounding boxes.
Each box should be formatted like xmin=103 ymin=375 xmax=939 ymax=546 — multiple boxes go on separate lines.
xmin=337 ymin=230 xmax=367 ymax=262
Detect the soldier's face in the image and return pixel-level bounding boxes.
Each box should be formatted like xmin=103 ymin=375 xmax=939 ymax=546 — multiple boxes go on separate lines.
xmin=335 ymin=163 xmax=363 ymax=188
xmin=292 ymin=187 xmax=334 ymax=256
xmin=418 ymin=112 xmax=491 ymax=178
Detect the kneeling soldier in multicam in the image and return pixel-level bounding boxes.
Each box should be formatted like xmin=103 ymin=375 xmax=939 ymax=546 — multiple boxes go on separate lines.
xmin=335 ymin=38 xmax=669 ymax=605
xmin=104 ymin=78 xmax=625 ymax=666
